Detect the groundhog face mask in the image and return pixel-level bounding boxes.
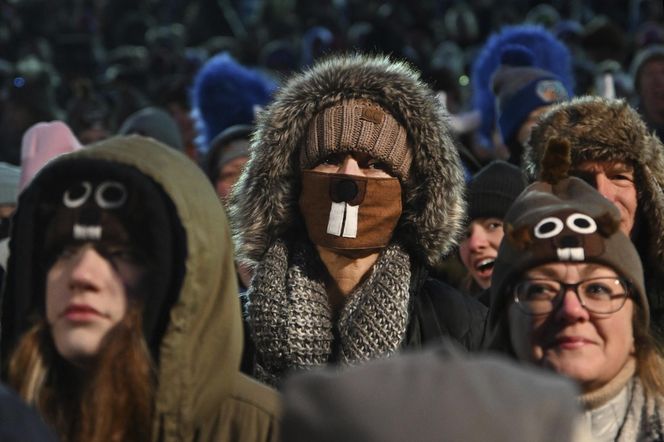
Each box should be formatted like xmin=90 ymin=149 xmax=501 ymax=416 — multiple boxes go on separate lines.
xmin=299 ymin=170 xmax=402 ymax=253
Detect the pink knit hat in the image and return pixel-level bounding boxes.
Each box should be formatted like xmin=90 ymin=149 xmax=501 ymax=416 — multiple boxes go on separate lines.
xmin=20 ymin=121 xmax=83 ymax=192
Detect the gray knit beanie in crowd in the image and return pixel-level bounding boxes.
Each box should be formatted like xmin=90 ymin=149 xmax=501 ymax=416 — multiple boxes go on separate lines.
xmin=631 ymin=44 xmax=664 ymax=93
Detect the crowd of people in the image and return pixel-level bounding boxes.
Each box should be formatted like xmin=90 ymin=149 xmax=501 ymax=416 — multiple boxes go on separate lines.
xmin=1 ymin=1 xmax=664 ymax=441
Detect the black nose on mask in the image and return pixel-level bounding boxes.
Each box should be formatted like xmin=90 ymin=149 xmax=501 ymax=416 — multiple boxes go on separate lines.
xmin=559 ymin=235 xmax=580 ymax=248
xmin=330 ymin=176 xmax=365 ymax=205
xmin=299 ymin=170 xmax=403 ymax=253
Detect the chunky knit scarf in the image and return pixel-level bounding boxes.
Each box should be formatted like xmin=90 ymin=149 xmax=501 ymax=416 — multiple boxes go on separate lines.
xmin=247 ymin=239 xmax=412 ymax=386
xmin=580 ymin=358 xmax=664 ymax=441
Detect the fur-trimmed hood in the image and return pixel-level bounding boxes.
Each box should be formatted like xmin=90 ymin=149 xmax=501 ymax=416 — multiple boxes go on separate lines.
xmin=523 ymin=95 xmax=664 ymax=317
xmin=229 ymin=53 xmax=466 ymax=267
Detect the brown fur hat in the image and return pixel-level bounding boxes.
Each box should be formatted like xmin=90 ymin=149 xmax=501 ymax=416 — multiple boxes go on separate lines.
xmin=228 ymin=53 xmax=466 ymax=267
xmin=522 ymin=96 xmax=664 ymax=320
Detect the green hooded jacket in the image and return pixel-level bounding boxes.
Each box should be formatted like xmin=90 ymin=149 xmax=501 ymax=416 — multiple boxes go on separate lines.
xmin=1 ymin=135 xmax=280 ymax=441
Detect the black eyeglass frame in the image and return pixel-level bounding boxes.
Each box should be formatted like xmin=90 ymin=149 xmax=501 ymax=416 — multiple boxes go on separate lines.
xmin=512 ymin=276 xmax=632 ymax=316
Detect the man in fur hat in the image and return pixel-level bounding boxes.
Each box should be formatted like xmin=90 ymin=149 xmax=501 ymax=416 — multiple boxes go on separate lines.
xmin=229 ymin=53 xmax=487 ymax=386
xmin=523 ymin=96 xmax=664 ymax=334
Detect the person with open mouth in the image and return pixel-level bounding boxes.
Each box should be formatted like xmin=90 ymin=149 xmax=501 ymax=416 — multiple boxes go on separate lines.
xmin=459 ymin=160 xmax=526 ymax=304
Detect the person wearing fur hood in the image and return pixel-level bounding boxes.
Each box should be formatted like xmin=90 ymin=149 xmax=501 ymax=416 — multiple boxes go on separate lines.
xmin=523 ymin=96 xmax=664 ymax=335
xmin=229 ymin=53 xmax=488 ymax=386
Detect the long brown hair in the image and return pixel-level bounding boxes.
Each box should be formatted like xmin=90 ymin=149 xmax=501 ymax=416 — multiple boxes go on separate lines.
xmin=8 ymin=307 xmax=155 ymax=442
xmin=633 ymin=304 xmax=664 ymax=396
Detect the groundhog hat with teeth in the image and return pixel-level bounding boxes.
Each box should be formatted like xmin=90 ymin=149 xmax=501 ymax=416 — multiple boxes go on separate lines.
xmin=488 ymin=138 xmax=648 ymax=350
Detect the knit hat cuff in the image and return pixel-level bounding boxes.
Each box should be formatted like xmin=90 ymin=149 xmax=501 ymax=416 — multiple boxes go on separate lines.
xmin=217 ymin=139 xmax=250 ymax=169
xmin=300 ymin=99 xmax=413 ymax=179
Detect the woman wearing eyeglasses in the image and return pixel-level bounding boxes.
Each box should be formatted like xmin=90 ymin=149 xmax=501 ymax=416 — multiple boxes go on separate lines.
xmin=487 ymin=140 xmax=664 ymax=441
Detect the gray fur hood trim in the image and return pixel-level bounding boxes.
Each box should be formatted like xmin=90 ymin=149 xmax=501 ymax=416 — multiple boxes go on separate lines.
xmin=523 ymin=96 xmax=664 ymax=294
xmin=229 ymin=53 xmax=466 ymax=266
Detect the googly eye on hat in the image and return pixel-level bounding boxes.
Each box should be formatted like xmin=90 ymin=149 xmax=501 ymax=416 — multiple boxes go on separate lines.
xmin=43 ymin=178 xmax=139 ymax=259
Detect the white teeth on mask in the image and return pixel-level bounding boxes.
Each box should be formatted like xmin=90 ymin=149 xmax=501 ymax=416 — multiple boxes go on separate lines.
xmin=327 ymin=202 xmax=346 ymax=236
xmin=342 ymin=204 xmax=358 ymax=238
xmin=73 ymin=224 xmax=102 ymax=240
xmin=326 ymin=202 xmax=358 ymax=238
xmin=476 ymin=258 xmax=495 ymax=271
xmin=556 ymin=247 xmax=585 ymax=261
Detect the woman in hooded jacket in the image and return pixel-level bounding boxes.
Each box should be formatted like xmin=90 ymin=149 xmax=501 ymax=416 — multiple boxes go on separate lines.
xmin=229 ymin=53 xmax=487 ymax=386
xmin=1 ymin=136 xmax=280 ymax=442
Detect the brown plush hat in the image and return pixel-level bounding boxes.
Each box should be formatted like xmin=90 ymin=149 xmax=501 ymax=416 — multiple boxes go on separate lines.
xmin=300 ymin=98 xmax=413 ymax=179
xmin=489 ymin=139 xmax=648 ymax=350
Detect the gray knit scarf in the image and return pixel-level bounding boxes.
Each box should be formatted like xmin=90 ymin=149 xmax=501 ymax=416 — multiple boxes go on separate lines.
xmin=581 ymin=359 xmax=664 ymax=441
xmin=247 ymin=238 xmax=412 ymax=386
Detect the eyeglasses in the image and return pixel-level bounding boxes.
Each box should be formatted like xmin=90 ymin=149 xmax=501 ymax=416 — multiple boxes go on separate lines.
xmin=513 ymin=277 xmax=630 ymax=315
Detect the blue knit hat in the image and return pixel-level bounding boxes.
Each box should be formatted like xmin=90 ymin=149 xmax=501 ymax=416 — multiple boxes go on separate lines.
xmin=491 ymin=45 xmax=569 ymax=146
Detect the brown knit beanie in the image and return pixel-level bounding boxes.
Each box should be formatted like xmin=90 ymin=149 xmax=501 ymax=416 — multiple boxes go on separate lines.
xmin=489 ymin=139 xmax=649 ymax=350
xmin=300 ymin=98 xmax=413 ymax=179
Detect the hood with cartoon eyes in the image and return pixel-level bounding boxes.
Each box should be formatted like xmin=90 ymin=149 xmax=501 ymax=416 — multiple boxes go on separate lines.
xmin=2 ymin=146 xmax=185 ymax=369
xmin=3 ymin=136 xmax=257 ymax=432
xmin=488 ymin=176 xmax=649 ymax=352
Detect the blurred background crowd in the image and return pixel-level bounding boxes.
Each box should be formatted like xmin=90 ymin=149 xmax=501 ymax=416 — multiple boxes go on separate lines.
xmin=1 ymin=0 xmax=662 ymax=168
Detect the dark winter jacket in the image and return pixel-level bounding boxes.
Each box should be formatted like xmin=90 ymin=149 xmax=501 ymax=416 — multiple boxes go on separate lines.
xmin=405 ymin=270 xmax=487 ymax=351
xmin=0 ymin=384 xmax=57 ymax=442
